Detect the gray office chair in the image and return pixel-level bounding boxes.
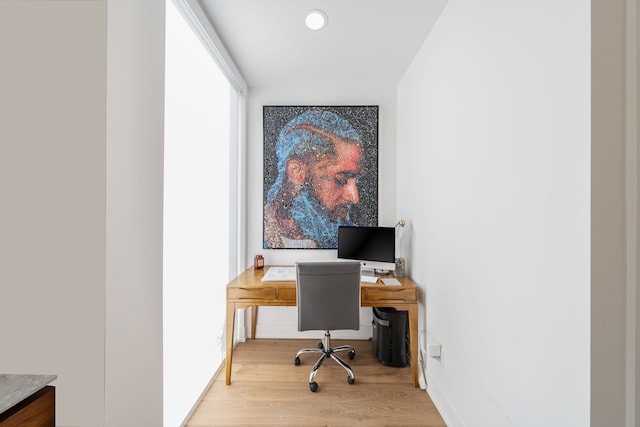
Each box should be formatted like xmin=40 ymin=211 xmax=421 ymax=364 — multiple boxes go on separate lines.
xmin=294 ymin=261 xmax=361 ymax=392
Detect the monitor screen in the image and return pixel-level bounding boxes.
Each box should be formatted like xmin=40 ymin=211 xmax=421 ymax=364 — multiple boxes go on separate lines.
xmin=337 ymin=226 xmax=395 ymax=272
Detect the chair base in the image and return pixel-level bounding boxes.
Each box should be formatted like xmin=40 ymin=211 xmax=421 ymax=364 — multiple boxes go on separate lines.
xmin=294 ymin=331 xmax=356 ymax=392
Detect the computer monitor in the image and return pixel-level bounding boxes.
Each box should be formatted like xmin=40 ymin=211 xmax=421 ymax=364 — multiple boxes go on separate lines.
xmin=337 ymin=226 xmax=396 ymax=273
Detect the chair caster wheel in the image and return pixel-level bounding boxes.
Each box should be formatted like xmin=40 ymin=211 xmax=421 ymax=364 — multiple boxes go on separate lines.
xmin=348 ymin=376 xmax=355 ymax=385
xmin=294 ymin=357 xmax=301 ymax=366
xmin=309 ymin=381 xmax=318 ymax=392
xmin=348 ymin=350 xmax=355 ymax=360
xmin=317 ymin=342 xmax=323 ymax=349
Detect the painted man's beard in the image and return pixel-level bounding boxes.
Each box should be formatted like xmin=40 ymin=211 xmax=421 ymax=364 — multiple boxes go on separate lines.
xmin=330 ymin=204 xmax=352 ymax=221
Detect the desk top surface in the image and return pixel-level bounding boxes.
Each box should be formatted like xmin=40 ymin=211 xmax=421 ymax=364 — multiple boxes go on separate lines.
xmin=228 ymin=266 xmax=417 ymax=288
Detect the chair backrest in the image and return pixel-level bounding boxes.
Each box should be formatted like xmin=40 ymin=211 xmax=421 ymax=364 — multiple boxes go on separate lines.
xmin=296 ymin=261 xmax=361 ymax=332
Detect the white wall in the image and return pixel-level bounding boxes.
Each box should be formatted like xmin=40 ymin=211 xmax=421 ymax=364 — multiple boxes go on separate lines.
xmin=397 ymin=1 xmax=590 ymax=426
xmin=105 ymin=0 xmax=165 ymax=425
xmin=0 ymin=2 xmax=106 ymax=425
xmin=246 ymin=85 xmax=398 ymax=339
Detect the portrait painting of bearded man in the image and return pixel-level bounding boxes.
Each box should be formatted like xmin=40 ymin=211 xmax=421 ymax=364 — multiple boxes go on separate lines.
xmin=263 ymin=106 xmax=379 ymax=249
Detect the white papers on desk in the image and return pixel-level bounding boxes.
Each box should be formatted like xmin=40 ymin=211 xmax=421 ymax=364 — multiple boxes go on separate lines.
xmin=261 ymin=266 xmax=297 ymax=282
xmin=381 ymin=278 xmax=401 ymax=286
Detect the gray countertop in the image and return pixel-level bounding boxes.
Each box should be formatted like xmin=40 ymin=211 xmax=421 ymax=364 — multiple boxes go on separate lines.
xmin=0 ymin=374 xmax=57 ymax=415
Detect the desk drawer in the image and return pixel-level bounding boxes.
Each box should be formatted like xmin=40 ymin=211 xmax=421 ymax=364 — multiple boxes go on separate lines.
xmin=364 ymin=287 xmax=417 ymax=302
xmin=228 ymin=287 xmax=276 ymax=300
xmin=277 ymin=287 xmax=296 ymax=301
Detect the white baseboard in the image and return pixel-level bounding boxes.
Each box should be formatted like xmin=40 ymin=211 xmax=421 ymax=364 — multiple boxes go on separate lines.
xmin=179 ymin=363 xmax=223 ymax=427
xmin=426 ymin=373 xmax=463 ymax=427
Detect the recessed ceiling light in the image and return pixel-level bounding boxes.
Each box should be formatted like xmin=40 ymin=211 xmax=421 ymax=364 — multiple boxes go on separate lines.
xmin=305 ymin=9 xmax=328 ymax=30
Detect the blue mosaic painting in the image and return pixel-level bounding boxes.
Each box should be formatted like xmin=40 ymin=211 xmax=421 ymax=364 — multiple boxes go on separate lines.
xmin=263 ymin=106 xmax=379 ymax=249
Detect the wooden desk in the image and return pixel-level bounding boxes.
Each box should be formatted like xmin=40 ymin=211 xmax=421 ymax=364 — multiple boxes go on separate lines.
xmin=226 ymin=267 xmax=420 ymax=387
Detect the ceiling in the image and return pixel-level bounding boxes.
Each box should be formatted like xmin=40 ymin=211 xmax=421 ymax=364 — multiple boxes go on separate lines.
xmin=198 ymin=0 xmax=448 ymax=89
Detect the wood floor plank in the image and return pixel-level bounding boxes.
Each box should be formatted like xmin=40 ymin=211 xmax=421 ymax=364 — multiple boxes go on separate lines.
xmin=186 ymin=339 xmax=447 ymax=426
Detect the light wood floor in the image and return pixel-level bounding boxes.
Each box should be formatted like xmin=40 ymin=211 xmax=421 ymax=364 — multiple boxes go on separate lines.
xmin=186 ymin=338 xmax=447 ymax=426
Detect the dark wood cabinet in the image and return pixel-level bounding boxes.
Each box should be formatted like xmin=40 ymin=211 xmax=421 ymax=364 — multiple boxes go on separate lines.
xmin=0 ymin=376 xmax=56 ymax=427
xmin=0 ymin=386 xmax=55 ymax=427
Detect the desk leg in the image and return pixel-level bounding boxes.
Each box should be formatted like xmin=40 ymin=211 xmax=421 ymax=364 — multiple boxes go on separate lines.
xmin=225 ymin=302 xmax=236 ymax=385
xmin=251 ymin=306 xmax=257 ymax=339
xmin=408 ymin=304 xmax=420 ymax=388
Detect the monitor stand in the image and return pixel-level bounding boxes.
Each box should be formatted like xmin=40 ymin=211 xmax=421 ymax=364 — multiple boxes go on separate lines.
xmin=362 ymin=267 xmax=392 ymax=276
xmin=362 ymin=267 xmax=376 ymax=277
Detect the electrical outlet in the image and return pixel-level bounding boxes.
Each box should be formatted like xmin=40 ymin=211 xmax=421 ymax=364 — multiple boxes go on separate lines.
xmin=427 ymin=343 xmax=441 ymax=359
